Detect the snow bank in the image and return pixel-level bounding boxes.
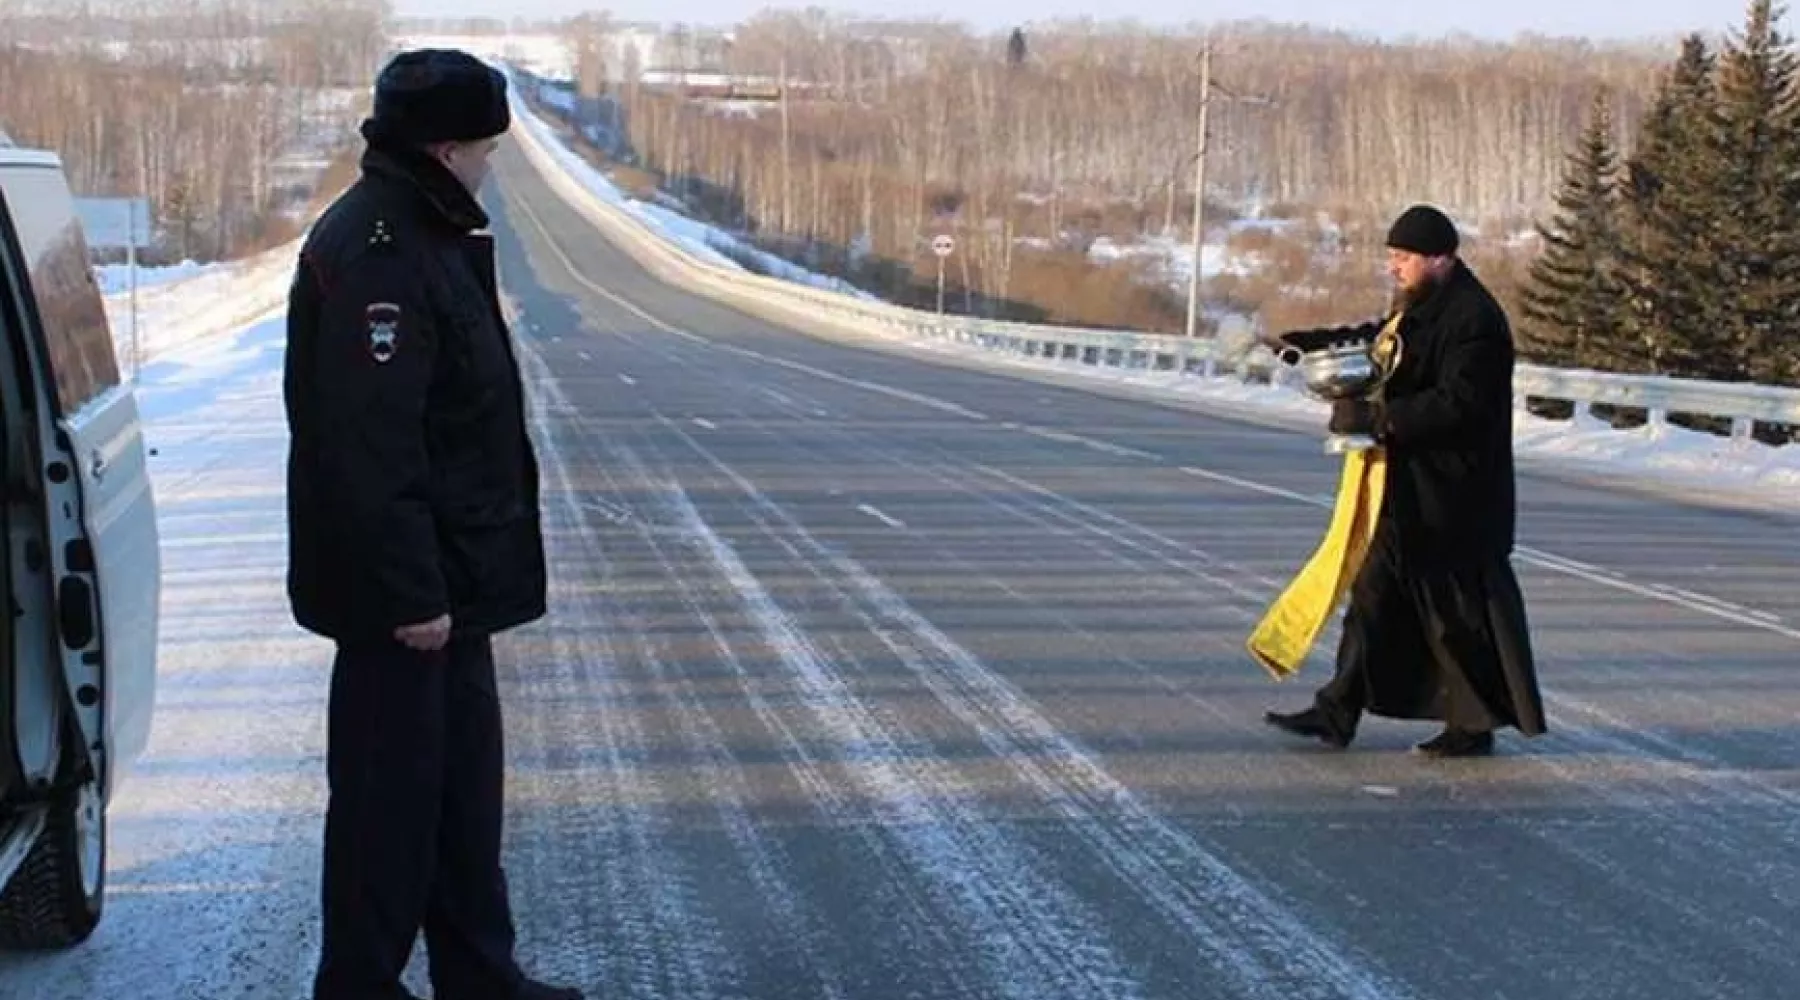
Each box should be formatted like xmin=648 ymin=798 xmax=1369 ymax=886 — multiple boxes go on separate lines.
xmin=100 ymin=237 xmax=300 ymax=372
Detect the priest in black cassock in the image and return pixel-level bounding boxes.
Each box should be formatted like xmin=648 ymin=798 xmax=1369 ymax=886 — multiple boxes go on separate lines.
xmin=1262 ymin=204 xmax=1547 ymax=758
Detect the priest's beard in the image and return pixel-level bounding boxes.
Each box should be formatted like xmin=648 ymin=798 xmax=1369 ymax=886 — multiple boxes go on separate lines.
xmin=1394 ymin=268 xmax=1447 ymax=311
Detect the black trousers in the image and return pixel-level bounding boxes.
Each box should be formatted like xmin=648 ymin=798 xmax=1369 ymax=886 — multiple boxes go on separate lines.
xmin=313 ymin=633 xmax=524 ymax=1000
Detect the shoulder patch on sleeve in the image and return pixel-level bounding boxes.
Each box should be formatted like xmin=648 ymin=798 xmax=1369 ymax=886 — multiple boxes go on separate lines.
xmin=366 ymin=301 xmax=403 ymax=363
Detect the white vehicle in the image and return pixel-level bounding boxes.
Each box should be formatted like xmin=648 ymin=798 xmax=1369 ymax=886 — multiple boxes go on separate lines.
xmin=0 ymin=137 xmax=160 ymax=947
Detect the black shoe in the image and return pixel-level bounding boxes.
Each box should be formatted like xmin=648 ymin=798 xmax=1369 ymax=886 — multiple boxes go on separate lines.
xmin=1263 ymin=707 xmax=1352 ymax=748
xmin=1412 ymin=728 xmax=1494 ymax=758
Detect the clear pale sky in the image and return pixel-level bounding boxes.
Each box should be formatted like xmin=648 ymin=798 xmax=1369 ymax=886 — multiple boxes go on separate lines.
xmin=399 ymin=0 xmax=1772 ymax=43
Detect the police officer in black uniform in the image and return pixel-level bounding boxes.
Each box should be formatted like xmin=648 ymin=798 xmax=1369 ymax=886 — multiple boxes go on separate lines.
xmin=283 ymin=48 xmax=581 ymax=1000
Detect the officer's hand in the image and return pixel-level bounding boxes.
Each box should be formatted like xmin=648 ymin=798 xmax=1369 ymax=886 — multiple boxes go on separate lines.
xmin=394 ymin=614 xmax=452 ymax=651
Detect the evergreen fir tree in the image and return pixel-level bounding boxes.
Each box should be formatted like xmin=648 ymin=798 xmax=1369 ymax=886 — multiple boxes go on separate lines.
xmin=1615 ymin=34 xmax=1721 ymax=376
xmin=1521 ymin=88 xmax=1624 ymax=369
xmin=1705 ymin=0 xmax=1800 ymax=384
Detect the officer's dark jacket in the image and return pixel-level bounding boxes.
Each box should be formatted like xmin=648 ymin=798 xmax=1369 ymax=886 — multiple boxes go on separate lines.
xmin=1278 ymin=260 xmax=1517 ymax=567
xmin=283 ymin=141 xmax=546 ymax=643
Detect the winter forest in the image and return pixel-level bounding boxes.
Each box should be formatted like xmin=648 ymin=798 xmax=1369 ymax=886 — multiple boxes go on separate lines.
xmin=1523 ymin=0 xmax=1799 ymax=389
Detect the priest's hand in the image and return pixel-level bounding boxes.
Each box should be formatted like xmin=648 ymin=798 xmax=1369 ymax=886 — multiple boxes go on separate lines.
xmin=1329 ymin=398 xmax=1380 ymax=435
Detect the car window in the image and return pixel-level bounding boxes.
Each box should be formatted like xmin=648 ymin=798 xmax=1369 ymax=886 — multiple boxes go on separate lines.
xmin=0 ymin=173 xmax=120 ymax=415
xmin=32 ymin=218 xmax=119 ymax=414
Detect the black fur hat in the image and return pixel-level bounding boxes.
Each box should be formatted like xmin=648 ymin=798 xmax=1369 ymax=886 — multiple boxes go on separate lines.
xmin=365 ymin=48 xmax=510 ymax=146
xmin=1385 ymin=204 xmax=1459 ymax=257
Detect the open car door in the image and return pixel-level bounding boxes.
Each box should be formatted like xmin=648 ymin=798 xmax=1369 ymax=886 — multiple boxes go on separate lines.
xmin=0 ymin=152 xmax=160 ymax=948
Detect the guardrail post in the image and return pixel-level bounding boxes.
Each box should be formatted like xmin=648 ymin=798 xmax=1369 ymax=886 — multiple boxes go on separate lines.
xmin=1732 ymin=416 xmax=1753 ymax=443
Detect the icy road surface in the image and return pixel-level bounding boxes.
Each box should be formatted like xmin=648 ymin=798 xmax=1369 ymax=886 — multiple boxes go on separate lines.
xmin=4 ymin=141 xmax=1800 ymax=1000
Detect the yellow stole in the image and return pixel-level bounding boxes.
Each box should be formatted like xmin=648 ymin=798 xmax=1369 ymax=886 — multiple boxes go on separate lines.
xmin=1245 ymin=312 xmax=1402 ymax=680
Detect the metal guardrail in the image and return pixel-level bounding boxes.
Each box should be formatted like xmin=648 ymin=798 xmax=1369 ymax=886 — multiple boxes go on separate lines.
xmin=507 ymin=74 xmax=1800 ymax=443
xmin=1511 ymin=365 xmax=1800 ymax=435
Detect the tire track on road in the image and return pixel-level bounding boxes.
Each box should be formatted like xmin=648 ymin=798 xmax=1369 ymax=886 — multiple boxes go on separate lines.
xmin=514 ymin=337 xmax=745 ymax=1000
xmin=652 ymin=416 xmax=1420 ymax=1000
xmin=564 ymin=388 xmax=1153 ymax=1000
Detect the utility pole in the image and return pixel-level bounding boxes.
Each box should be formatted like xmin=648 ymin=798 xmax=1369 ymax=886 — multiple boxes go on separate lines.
xmin=1184 ymin=40 xmax=1212 ymax=341
xmin=779 ymin=54 xmax=792 ymax=235
xmin=1182 ymin=38 xmax=1274 ymax=346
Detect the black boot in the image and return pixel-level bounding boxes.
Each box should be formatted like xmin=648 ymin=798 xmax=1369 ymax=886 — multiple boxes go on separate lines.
xmin=1412 ymin=728 xmax=1494 ymax=758
xmin=1262 ymin=706 xmax=1353 ymax=748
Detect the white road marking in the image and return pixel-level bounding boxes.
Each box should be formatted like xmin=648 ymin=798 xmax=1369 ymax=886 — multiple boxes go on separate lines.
xmin=619 ymin=373 xmax=637 ymax=385
xmin=723 ymin=344 xmax=989 ymax=420
xmin=692 ymin=417 xmax=717 ymax=429
xmin=1180 ymin=465 xmax=1318 ymax=505
xmin=1656 ymin=583 xmax=1781 ymax=622
xmin=1178 ymin=465 xmax=1800 ymax=642
xmin=856 ymin=503 xmax=906 ymax=529
xmin=1015 ymin=423 xmax=1159 ymax=460
xmin=1516 ymin=544 xmax=1800 ymax=639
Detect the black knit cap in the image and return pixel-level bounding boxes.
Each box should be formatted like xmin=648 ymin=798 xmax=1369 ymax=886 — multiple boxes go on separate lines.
xmin=366 ymin=48 xmax=510 ymax=146
xmin=1385 ymin=203 xmax=1459 ymax=257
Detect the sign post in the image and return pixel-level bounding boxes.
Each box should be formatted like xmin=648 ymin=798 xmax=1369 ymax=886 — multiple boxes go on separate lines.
xmin=931 ymin=233 xmax=954 ymax=315
xmin=75 ymin=197 xmax=154 ymax=380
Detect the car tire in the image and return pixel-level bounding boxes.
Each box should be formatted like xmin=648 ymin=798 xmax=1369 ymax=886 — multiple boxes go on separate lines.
xmin=0 ymin=777 xmax=105 ymax=949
